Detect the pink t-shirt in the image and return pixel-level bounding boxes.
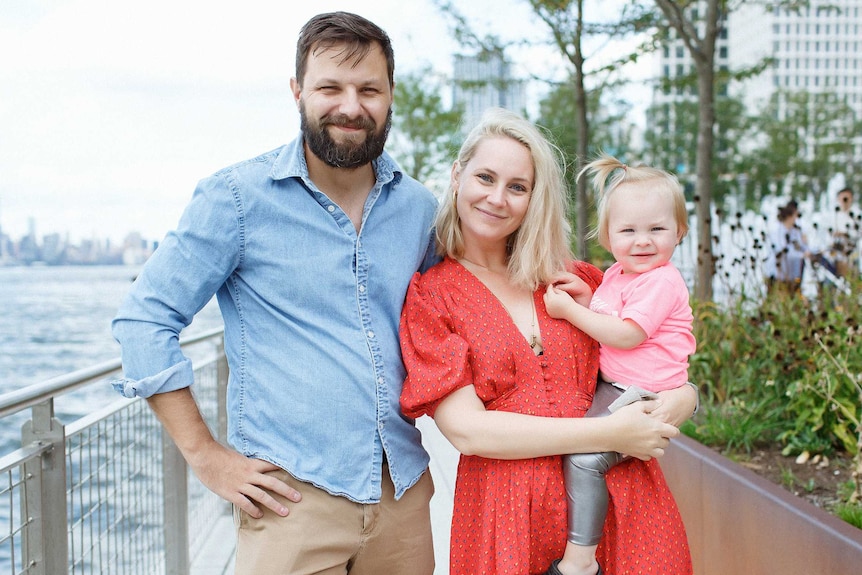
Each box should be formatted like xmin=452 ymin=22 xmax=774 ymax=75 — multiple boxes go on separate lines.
xmin=591 ymin=261 xmax=695 ymax=391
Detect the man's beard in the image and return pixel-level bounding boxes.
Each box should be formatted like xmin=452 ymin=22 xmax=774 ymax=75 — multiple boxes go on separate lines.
xmin=301 ymin=104 xmax=391 ymax=170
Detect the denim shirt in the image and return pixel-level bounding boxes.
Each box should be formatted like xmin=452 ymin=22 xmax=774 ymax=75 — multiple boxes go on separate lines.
xmin=111 ymin=137 xmax=440 ymax=502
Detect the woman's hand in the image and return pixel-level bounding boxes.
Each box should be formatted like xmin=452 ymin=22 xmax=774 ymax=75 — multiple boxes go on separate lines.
xmin=605 ymin=400 xmax=679 ymax=460
xmin=651 ymin=384 xmax=699 ymax=427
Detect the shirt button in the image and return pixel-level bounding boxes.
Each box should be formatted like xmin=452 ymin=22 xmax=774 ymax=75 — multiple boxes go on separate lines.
xmin=327 ymin=205 xmax=336 ymax=213
xmin=367 ymin=330 xmax=375 ymax=339
xmin=359 ymin=284 xmax=366 ymax=293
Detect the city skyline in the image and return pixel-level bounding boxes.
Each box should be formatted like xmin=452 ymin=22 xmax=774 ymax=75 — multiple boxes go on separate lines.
xmin=0 ymin=212 xmax=155 ymax=267
xmin=0 ymin=198 xmax=168 ymax=246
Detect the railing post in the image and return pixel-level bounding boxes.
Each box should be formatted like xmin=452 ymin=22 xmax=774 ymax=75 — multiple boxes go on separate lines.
xmin=162 ymin=431 xmax=189 ymax=575
xmin=21 ymin=400 xmax=68 ymax=575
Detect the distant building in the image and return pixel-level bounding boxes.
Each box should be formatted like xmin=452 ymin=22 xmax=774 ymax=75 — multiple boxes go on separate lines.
xmin=730 ymin=1 xmax=862 ymax=119
xmin=0 ymin=232 xmax=10 ymax=266
xmin=452 ymin=51 xmax=528 ymax=132
xmin=41 ymin=233 xmax=66 ymax=265
xmin=652 ymin=0 xmax=862 ymax=170
xmin=121 ymin=231 xmax=153 ymax=265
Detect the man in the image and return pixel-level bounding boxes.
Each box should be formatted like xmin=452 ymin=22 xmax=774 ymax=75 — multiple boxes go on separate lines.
xmin=112 ymin=12 xmax=438 ymax=574
xmin=832 ymin=186 xmax=860 ymax=278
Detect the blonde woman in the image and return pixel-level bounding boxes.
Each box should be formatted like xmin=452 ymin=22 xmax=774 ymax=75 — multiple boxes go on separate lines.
xmin=400 ymin=111 xmax=695 ymax=575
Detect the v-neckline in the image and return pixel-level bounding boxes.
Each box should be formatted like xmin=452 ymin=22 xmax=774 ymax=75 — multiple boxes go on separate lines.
xmin=452 ymin=258 xmax=544 ymax=356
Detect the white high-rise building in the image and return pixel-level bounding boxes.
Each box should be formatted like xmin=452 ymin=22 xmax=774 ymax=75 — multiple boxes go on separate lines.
xmin=653 ymin=0 xmax=862 ymax=165
xmin=452 ymin=52 xmax=528 ymax=132
xmin=729 ymin=1 xmax=862 ymax=118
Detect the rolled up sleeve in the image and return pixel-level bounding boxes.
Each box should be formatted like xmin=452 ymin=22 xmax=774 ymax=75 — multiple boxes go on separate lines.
xmin=111 ymin=359 xmax=194 ymax=398
xmin=110 ymin=173 xmax=240 ymax=398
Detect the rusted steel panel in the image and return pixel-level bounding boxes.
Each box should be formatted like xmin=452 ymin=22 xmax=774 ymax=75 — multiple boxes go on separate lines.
xmin=661 ymin=436 xmax=862 ymax=575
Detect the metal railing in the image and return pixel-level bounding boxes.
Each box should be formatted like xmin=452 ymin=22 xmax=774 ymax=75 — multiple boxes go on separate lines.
xmin=0 ymin=328 xmax=230 ymax=575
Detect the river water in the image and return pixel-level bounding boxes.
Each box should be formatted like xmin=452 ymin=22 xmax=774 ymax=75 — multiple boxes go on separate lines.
xmin=0 ymin=264 xmax=223 ymax=451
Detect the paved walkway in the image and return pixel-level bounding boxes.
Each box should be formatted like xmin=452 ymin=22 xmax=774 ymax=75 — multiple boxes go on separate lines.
xmin=192 ymin=416 xmax=459 ymax=575
xmin=417 ymin=415 xmax=459 ymax=574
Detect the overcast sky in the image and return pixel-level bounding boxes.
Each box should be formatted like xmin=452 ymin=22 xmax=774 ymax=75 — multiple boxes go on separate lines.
xmin=0 ymin=0 xmax=641 ymax=245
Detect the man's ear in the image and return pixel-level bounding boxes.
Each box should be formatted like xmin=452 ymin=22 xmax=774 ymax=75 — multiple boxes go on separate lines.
xmin=290 ymin=77 xmax=302 ymax=109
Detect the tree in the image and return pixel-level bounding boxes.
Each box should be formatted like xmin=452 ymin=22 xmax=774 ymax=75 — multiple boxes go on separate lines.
xmin=525 ymin=0 xmax=660 ymax=259
xmin=389 ymin=66 xmax=465 ymax=187
xmin=652 ymin=0 xmax=724 ymax=302
xmin=526 ymin=0 xmax=591 ymax=260
xmin=538 ymin=74 xmax=638 ymax=262
xmin=748 ymin=90 xmax=860 ymax=202
xmin=643 ymin=94 xmax=754 ymax=206
xmin=650 ymin=0 xmax=811 ymax=300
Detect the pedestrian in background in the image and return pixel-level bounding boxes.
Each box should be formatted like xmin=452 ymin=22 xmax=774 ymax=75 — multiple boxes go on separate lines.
xmin=765 ymin=200 xmax=810 ymax=295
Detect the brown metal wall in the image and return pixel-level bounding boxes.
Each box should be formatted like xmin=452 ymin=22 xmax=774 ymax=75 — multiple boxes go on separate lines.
xmin=661 ymin=435 xmax=862 ymax=575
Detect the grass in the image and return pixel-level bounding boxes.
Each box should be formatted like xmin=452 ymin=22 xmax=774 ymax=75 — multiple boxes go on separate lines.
xmin=835 ymin=503 xmax=862 ymax=529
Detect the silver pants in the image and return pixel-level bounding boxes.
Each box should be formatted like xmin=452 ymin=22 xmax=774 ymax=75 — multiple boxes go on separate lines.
xmin=563 ymin=446 xmax=627 ymax=545
xmin=562 ymin=381 xmax=656 ymax=546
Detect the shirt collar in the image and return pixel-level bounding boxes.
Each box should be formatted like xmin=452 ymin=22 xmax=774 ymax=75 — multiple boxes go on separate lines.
xmin=270 ymin=133 xmax=404 ymax=189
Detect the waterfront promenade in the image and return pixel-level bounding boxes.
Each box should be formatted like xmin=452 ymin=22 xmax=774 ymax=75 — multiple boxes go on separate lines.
xmin=6 ymin=319 xmax=861 ymax=574
xmin=0 ymin=326 xmax=460 ymax=575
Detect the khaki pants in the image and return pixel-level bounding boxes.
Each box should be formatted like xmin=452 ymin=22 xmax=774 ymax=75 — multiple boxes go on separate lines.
xmin=233 ymin=467 xmax=435 ymax=575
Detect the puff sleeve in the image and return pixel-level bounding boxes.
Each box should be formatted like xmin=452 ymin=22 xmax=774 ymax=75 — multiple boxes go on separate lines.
xmin=569 ymin=259 xmax=604 ymax=292
xmin=399 ymin=272 xmax=473 ymax=418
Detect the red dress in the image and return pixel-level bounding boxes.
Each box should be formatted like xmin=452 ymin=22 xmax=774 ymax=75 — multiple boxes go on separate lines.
xmin=400 ymin=257 xmax=692 ymax=575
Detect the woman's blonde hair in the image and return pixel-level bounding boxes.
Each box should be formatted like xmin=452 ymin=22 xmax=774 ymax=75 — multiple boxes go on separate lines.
xmin=435 ymin=108 xmax=572 ymax=290
xmin=580 ymin=153 xmax=689 ymax=252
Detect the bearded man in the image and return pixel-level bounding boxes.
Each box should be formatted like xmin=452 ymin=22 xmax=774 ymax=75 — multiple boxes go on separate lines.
xmin=112 ymin=12 xmax=438 ymax=575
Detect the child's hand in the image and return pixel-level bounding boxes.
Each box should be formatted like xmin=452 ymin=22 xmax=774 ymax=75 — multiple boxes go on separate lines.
xmin=548 ymin=272 xmax=593 ymax=308
xmin=543 ymin=284 xmax=575 ymax=320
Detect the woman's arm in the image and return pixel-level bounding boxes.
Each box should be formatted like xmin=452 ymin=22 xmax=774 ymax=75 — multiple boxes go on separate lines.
xmin=432 ymin=384 xmax=679 ymax=461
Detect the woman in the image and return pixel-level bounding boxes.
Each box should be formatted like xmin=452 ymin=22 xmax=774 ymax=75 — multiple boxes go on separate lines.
xmin=766 ymin=200 xmax=810 ymax=294
xmin=399 ymin=108 xmax=696 ymax=575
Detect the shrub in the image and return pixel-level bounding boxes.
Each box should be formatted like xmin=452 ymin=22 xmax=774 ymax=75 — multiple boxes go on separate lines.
xmin=689 ymin=283 xmax=862 ymax=452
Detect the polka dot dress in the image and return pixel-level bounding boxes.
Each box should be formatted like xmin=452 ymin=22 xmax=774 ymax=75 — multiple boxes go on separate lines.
xmin=400 ymin=258 xmax=692 ymax=575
